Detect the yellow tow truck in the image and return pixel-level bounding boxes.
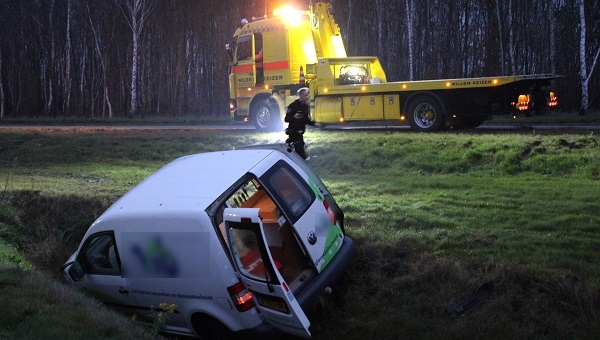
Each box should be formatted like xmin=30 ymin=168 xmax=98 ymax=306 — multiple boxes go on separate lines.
xmin=226 ymin=1 xmax=559 ymax=132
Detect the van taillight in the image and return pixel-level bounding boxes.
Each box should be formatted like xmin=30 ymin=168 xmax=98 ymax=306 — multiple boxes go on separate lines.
xmin=228 ymin=281 xmax=255 ymax=312
xmin=323 ymin=198 xmax=330 ymax=211
xmin=323 ymin=195 xmax=345 ymax=233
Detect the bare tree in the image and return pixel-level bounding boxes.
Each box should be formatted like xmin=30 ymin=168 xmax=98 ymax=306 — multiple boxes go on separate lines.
xmin=548 ymin=0 xmax=556 ymax=74
xmin=46 ymin=0 xmax=56 ymax=116
xmin=506 ymin=0 xmax=517 ymax=75
xmin=0 ymin=3 xmax=5 ymax=119
xmin=63 ymin=0 xmax=72 ymax=115
xmin=0 ymin=0 xmax=598 ymax=116
xmin=344 ymin=0 xmax=354 ymax=43
xmin=116 ymin=0 xmax=156 ymax=117
xmin=494 ymin=0 xmax=505 ymax=75
xmin=0 ymin=44 xmax=4 ymax=118
xmin=375 ymin=0 xmax=384 ymax=62
xmin=404 ymin=0 xmax=415 ymax=80
xmin=87 ymin=2 xmax=113 ymax=118
xmin=577 ymin=0 xmax=600 ymax=115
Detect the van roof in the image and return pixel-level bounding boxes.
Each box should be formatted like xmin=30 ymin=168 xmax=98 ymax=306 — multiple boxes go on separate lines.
xmin=99 ymin=149 xmax=275 ymax=219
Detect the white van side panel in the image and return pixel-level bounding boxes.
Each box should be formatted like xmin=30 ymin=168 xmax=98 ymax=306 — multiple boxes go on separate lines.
xmin=97 ymin=213 xmax=265 ymax=333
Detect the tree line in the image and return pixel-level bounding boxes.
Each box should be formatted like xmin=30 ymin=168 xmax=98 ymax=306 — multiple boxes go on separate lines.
xmin=0 ymin=0 xmax=598 ymax=119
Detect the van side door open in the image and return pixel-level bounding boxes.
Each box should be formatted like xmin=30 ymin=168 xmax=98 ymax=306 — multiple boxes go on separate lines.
xmin=224 ymin=208 xmax=311 ymax=338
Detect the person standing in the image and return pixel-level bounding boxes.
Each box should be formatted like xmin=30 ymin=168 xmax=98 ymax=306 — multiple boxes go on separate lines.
xmin=285 ymin=87 xmax=322 ymax=159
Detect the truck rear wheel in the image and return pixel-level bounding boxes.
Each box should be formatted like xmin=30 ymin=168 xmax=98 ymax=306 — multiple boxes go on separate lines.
xmin=407 ymin=96 xmax=444 ymax=132
xmin=252 ymin=99 xmax=281 ymax=132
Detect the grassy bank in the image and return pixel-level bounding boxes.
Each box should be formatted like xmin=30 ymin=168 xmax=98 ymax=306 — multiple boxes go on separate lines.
xmin=0 ymin=239 xmax=153 ymax=339
xmin=1 ymin=128 xmax=599 ymax=338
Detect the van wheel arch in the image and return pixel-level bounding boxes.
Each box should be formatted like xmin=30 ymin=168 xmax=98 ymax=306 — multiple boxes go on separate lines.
xmin=191 ymin=313 xmax=234 ymax=340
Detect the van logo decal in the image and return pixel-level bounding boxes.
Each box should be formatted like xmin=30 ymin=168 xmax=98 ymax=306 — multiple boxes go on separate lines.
xmin=307 ymin=231 xmax=317 ymax=245
xmin=121 ymin=232 xmax=210 ymax=278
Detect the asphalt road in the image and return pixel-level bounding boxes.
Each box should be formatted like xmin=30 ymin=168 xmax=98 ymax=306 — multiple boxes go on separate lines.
xmin=0 ymin=124 xmax=599 ymax=132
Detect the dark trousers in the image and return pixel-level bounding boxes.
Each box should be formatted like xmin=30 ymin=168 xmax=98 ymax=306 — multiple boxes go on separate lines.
xmin=287 ymin=133 xmax=307 ymax=159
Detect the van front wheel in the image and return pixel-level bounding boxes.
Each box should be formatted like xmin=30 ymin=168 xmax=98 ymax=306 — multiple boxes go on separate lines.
xmin=191 ymin=314 xmax=233 ymax=340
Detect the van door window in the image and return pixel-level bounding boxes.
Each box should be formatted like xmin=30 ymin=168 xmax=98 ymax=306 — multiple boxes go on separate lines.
xmin=228 ymin=223 xmax=276 ymax=282
xmin=79 ymin=232 xmax=120 ymax=276
xmin=261 ymin=160 xmax=314 ymax=223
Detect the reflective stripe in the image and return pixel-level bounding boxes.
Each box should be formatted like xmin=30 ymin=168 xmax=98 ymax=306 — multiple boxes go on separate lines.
xmin=264 ymin=61 xmax=290 ymax=71
xmin=232 ymin=65 xmax=253 ymax=73
xmin=232 ymin=61 xmax=290 ymax=74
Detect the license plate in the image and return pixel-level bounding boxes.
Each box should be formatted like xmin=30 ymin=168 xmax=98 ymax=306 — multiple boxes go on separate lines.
xmin=254 ymin=293 xmax=289 ymax=314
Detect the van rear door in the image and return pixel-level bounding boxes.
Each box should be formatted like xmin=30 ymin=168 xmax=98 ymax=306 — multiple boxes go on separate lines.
xmin=223 ymin=208 xmax=311 ymax=338
xmin=257 ymin=158 xmax=345 ymax=272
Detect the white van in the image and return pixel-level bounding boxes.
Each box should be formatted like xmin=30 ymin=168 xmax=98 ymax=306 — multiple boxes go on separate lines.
xmin=62 ymin=144 xmax=355 ymax=338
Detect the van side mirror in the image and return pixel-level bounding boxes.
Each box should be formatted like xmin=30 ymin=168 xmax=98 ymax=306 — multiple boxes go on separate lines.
xmin=68 ymin=261 xmax=86 ymax=281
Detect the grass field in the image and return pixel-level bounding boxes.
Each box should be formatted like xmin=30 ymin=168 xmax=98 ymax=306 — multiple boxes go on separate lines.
xmin=1 ymin=127 xmax=600 ymax=338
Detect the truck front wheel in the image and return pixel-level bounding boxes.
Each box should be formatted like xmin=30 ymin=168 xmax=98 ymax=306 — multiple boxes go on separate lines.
xmin=407 ymin=96 xmax=444 ymax=132
xmin=251 ymin=99 xmax=281 ymax=131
